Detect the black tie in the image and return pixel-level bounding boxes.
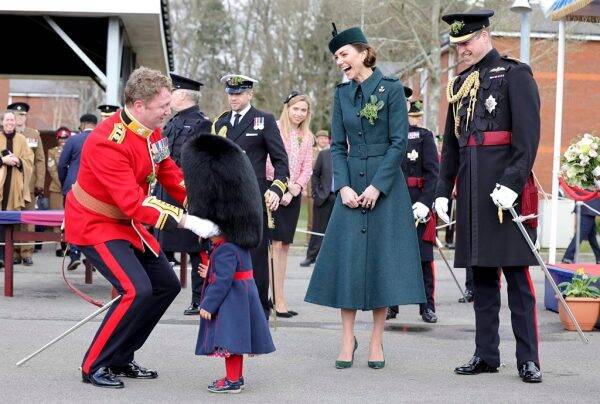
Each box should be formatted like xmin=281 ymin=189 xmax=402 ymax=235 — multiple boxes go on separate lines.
xmin=233 ymin=113 xmax=241 ymax=127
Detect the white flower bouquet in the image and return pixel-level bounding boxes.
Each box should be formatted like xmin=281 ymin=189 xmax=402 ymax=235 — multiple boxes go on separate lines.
xmin=560 ymin=133 xmax=600 ymax=189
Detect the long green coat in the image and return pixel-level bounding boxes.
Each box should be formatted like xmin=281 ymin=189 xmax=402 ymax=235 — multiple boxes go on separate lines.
xmin=305 ymin=67 xmax=425 ymax=310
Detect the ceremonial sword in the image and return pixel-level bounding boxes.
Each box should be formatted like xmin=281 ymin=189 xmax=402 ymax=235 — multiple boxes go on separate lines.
xmin=16 ymin=295 xmax=122 ymax=366
xmin=506 ymin=206 xmax=589 ymax=344
xmin=266 ymin=198 xmax=277 ymax=330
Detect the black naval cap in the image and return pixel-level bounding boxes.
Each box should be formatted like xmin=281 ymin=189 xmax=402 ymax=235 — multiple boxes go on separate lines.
xmin=408 ymin=100 xmax=424 ymax=117
xmin=328 ymin=23 xmax=368 ymax=54
xmin=98 ymin=104 xmax=120 ymax=116
xmin=403 ymin=86 xmax=413 ymax=99
xmin=442 ymin=9 xmax=494 ymax=44
xmin=7 ymin=102 xmax=30 ymax=114
xmin=220 ymin=74 xmax=258 ymax=94
xmin=170 ymin=73 xmax=203 ymax=91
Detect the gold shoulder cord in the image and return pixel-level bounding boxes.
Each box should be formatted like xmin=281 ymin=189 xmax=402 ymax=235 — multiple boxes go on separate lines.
xmin=446 ymin=71 xmax=480 ymax=137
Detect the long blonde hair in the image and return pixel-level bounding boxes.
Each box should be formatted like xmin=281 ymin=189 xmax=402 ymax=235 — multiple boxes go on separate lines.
xmin=278 ymin=94 xmax=313 ymax=141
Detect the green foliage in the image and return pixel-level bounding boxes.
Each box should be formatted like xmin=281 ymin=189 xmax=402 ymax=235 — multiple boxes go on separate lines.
xmin=360 ymin=95 xmax=384 ymax=125
xmin=558 ymin=268 xmax=600 ymax=298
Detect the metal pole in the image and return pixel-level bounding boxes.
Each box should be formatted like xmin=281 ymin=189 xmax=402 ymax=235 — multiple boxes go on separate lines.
xmin=507 ymin=207 xmax=588 ymax=344
xmin=549 ymin=20 xmax=566 ymax=264
xmin=16 ymin=295 xmax=122 ymax=366
xmin=106 ymin=17 xmax=122 ymax=105
xmin=575 ymin=202 xmax=581 ymax=262
xmin=520 ymin=11 xmax=531 ymax=64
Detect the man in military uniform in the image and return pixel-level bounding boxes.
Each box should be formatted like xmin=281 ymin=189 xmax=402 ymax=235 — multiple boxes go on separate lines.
xmin=98 ymin=104 xmax=120 ymax=121
xmin=434 ymin=9 xmax=542 ymax=383
xmin=388 ymin=97 xmax=440 ymax=323
xmin=47 ymin=127 xmax=71 ymax=256
xmin=153 ymin=73 xmax=212 ymax=315
xmin=64 ymin=67 xmax=219 ymax=388
xmin=58 ymin=114 xmax=98 ymax=271
xmin=213 ymin=74 xmax=289 ymax=318
xmin=8 ymin=102 xmax=45 ymax=266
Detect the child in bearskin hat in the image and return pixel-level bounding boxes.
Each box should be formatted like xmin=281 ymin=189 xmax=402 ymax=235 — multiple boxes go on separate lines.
xmin=181 ymin=134 xmax=275 ymax=394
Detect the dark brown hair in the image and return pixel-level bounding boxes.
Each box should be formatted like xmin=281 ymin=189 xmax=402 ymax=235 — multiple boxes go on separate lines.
xmin=351 ymin=43 xmax=376 ymax=68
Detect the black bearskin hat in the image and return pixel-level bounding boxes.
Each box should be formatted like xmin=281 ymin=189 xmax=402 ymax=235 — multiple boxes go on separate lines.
xmin=181 ymin=134 xmax=263 ymax=249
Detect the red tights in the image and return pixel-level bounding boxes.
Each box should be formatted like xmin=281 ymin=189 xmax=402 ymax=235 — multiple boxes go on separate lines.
xmin=225 ymin=354 xmax=243 ymax=382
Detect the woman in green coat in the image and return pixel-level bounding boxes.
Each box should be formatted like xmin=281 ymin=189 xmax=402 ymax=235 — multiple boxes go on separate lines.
xmin=304 ymin=26 xmax=425 ymax=369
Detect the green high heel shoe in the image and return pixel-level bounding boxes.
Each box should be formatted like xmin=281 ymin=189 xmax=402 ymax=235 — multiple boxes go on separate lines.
xmin=335 ymin=337 xmax=358 ymax=369
xmin=368 ymin=344 xmax=385 ymax=369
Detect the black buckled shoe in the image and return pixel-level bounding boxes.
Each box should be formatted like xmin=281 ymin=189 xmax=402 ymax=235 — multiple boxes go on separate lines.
xmin=110 ymin=361 xmax=158 ymax=379
xmin=519 ymin=361 xmax=542 ymax=383
xmin=22 ymin=257 xmax=33 ymax=266
xmin=421 ymin=309 xmax=438 ymax=323
xmin=183 ymin=304 xmax=200 ymax=315
xmin=82 ymin=367 xmax=124 ymax=388
xmin=454 ymin=356 xmax=499 ymax=375
xmin=299 ymin=257 xmax=314 ymax=267
xmin=458 ymin=289 xmax=474 ymax=303
xmin=386 ymin=308 xmax=397 ymax=320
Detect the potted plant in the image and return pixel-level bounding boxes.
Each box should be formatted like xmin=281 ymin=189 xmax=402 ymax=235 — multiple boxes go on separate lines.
xmin=557 ymin=268 xmax=600 ymax=331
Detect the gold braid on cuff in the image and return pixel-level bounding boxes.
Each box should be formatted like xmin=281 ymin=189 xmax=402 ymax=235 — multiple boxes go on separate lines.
xmin=271 ymin=179 xmax=287 ymax=194
xmin=142 ymin=196 xmax=184 ymax=230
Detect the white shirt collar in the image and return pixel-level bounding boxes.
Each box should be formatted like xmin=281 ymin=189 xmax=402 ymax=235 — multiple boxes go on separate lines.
xmin=230 ymin=104 xmax=252 ymax=126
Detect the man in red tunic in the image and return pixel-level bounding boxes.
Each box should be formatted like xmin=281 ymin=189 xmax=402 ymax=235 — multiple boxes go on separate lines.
xmin=65 ymin=67 xmax=219 ymax=389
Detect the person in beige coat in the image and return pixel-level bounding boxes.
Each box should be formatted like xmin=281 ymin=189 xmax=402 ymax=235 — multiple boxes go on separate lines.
xmin=8 ymin=102 xmax=45 ymax=266
xmin=0 ymin=110 xmax=34 ymax=267
xmin=47 ymin=127 xmax=71 ymax=256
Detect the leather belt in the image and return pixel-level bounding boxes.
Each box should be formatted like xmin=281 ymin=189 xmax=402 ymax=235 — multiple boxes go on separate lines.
xmin=348 ymin=143 xmax=389 ymax=159
xmin=406 ymin=177 xmax=424 ymax=189
xmin=71 ymin=182 xmax=128 ymax=220
xmin=466 ymin=131 xmax=511 ymax=147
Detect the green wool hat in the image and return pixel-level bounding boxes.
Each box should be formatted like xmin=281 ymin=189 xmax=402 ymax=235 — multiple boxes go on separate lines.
xmin=328 ymin=23 xmax=368 ymax=54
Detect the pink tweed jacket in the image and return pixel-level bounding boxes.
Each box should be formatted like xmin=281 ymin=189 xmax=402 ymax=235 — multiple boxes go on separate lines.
xmin=266 ymin=121 xmax=313 ymax=190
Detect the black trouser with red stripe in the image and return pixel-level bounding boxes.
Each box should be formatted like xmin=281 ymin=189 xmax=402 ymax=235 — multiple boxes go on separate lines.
xmin=390 ymin=260 xmax=435 ymax=315
xmin=473 ymin=266 xmax=539 ymax=368
xmin=79 ymin=240 xmax=181 ymax=375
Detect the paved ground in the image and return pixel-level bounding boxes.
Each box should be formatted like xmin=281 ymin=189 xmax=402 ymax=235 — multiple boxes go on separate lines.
xmin=1 ymin=246 xmax=599 ymax=403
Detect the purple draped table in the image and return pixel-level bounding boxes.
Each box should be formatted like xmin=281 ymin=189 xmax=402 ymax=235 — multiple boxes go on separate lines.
xmin=1 ymin=210 xmax=94 ymax=297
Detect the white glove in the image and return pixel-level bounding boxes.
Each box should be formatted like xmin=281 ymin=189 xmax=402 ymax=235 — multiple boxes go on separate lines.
xmin=490 ymin=184 xmax=518 ymax=209
xmin=434 ymin=197 xmax=450 ymax=224
xmin=181 ymin=215 xmax=220 ymax=238
xmin=412 ymin=202 xmax=430 ymax=220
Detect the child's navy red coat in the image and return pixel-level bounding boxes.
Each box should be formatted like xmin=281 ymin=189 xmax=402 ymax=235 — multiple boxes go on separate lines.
xmin=195 ymin=241 xmax=275 ymax=355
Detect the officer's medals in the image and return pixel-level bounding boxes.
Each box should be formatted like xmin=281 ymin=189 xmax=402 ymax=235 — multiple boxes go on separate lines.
xmin=253 ymin=117 xmax=264 ymax=130
xmin=485 ymin=95 xmax=497 ymax=114
xmin=150 ymin=138 xmax=170 ymax=163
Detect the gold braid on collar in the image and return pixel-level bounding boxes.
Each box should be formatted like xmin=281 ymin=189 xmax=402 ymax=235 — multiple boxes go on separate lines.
xmin=446 ymin=71 xmax=480 ymax=137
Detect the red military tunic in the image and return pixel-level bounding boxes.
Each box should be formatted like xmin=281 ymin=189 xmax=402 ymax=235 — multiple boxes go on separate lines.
xmin=65 ymin=108 xmax=187 ymax=255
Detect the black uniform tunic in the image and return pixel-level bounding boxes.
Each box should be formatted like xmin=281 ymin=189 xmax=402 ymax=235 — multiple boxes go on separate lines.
xmin=402 ymin=125 xmax=439 ymax=262
xmin=436 ymin=49 xmax=540 ymax=268
xmin=153 ymin=105 xmax=212 ymax=252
